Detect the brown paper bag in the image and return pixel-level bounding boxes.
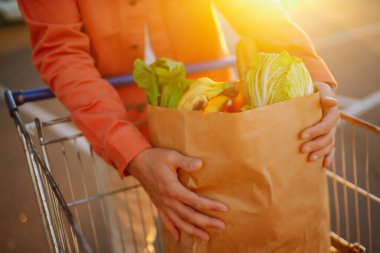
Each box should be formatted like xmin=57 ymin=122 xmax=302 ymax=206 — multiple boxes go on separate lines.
xmin=148 ymin=92 xmax=330 ymax=253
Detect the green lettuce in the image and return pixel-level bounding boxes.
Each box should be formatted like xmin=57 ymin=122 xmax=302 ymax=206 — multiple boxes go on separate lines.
xmin=133 ymin=59 xmax=160 ymax=106
xmin=245 ymin=51 xmax=314 ymax=109
xmin=133 ymin=58 xmax=190 ymax=107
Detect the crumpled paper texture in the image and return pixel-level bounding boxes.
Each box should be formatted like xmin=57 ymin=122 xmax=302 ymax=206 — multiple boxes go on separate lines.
xmin=148 ymin=92 xmax=330 ymax=253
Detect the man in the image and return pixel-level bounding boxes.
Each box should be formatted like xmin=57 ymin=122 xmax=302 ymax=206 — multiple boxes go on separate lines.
xmin=18 ymin=0 xmax=339 ymax=245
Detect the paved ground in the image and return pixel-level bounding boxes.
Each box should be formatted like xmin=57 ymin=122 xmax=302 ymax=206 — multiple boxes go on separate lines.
xmin=0 ymin=1 xmax=379 ymax=252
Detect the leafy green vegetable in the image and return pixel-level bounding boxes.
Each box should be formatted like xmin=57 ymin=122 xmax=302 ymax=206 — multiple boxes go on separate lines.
xmin=154 ymin=59 xmax=190 ymax=108
xmin=133 ymin=59 xmax=160 ymax=106
xmin=133 ymin=58 xmax=190 ymax=107
xmin=244 ymin=51 xmax=314 ymax=109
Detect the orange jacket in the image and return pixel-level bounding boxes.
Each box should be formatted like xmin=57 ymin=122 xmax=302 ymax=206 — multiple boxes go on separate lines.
xmin=18 ymin=0 xmax=336 ymax=177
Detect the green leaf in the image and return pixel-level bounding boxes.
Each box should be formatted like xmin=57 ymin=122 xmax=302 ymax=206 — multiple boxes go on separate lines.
xmin=132 ymin=58 xmax=190 ymax=107
xmin=154 ymin=59 xmax=189 ymax=108
xmin=132 ymin=59 xmax=160 ymax=106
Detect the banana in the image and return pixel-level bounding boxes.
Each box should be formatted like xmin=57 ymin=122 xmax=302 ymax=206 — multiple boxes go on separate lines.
xmin=203 ymin=96 xmax=230 ymax=113
xmin=177 ymin=77 xmax=238 ymax=111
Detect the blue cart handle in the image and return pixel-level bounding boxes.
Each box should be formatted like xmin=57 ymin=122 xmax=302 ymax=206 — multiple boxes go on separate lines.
xmin=5 ymin=56 xmax=236 ymax=112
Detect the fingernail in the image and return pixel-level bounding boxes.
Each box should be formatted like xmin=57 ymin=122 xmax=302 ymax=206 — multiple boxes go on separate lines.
xmin=214 ymin=220 xmax=225 ymax=229
xmin=310 ymin=154 xmax=318 ymax=161
xmin=302 ymin=133 xmax=310 ymax=139
xmin=325 ymin=96 xmax=337 ymax=101
xmin=324 ymin=97 xmax=338 ymax=107
xmin=190 ymin=159 xmax=202 ymax=170
xmin=219 ymin=204 xmax=228 ymax=212
xmin=302 ymin=146 xmax=311 ymax=153
xmin=201 ymin=233 xmax=209 ymax=241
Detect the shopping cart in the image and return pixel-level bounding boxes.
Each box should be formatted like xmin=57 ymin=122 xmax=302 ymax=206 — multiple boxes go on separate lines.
xmin=4 ymin=58 xmax=380 ymax=253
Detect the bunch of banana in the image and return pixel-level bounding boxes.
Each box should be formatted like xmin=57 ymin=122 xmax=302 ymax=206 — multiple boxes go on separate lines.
xmin=177 ymin=77 xmax=238 ymax=112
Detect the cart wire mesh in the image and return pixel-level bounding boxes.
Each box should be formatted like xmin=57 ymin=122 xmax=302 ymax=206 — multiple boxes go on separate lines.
xmin=4 ymin=58 xmax=380 ymax=253
xmin=328 ymin=114 xmax=380 ymax=253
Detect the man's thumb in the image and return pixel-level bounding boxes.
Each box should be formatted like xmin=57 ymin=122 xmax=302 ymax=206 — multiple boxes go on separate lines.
xmin=173 ymin=153 xmax=203 ymax=172
xmin=315 ymin=82 xmax=337 ymax=109
xmin=321 ymin=96 xmax=337 ymax=110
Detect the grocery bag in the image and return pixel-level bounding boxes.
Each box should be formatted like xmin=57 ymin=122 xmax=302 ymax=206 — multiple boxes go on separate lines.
xmin=147 ymin=92 xmax=330 ymax=253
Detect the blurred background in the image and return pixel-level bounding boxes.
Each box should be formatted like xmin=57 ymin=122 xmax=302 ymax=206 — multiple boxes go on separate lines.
xmin=0 ymin=0 xmax=379 ymax=252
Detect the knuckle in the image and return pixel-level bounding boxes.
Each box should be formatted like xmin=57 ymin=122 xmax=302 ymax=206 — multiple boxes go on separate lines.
xmin=314 ymin=138 xmax=325 ymax=147
xmin=188 ymin=227 xmax=197 ymax=236
xmin=168 ymin=188 xmax=179 ymax=198
xmin=157 ymin=181 xmax=167 ymax=194
xmin=192 ymin=197 xmax=202 ymax=210
xmin=310 ymin=135 xmax=328 ymax=150
xmin=183 ymin=192 xmax=197 ymax=207
xmin=162 ymin=197 xmax=172 ymax=206
xmin=329 ymin=136 xmax=335 ymax=146
xmin=319 ymin=121 xmax=328 ymax=131
xmin=323 ymin=135 xmax=333 ymax=146
xmin=173 ymin=219 xmax=183 ymax=231
xmin=319 ymin=148 xmax=329 ymax=156
xmin=314 ymin=148 xmax=327 ymax=157
xmin=203 ymin=217 xmax=215 ymax=227
xmin=327 ymin=148 xmax=336 ymax=162
xmin=306 ymin=141 xmax=315 ymax=150
xmin=186 ymin=212 xmax=197 ymax=225
xmin=160 ymin=183 xmax=177 ymax=198
xmin=321 ymin=144 xmax=333 ymax=156
xmin=166 ymin=183 xmax=178 ymax=197
xmin=180 ymin=222 xmax=194 ymax=234
xmin=325 ymin=141 xmax=333 ymax=150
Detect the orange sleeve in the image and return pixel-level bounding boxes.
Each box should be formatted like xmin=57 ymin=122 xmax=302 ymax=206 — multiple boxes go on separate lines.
xmin=18 ymin=0 xmax=151 ymax=176
xmin=214 ymin=0 xmax=337 ymax=88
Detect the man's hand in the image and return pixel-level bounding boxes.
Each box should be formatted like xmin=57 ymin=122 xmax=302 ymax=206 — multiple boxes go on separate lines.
xmin=127 ymin=148 xmax=227 ymax=241
xmin=301 ymin=82 xmax=339 ymax=167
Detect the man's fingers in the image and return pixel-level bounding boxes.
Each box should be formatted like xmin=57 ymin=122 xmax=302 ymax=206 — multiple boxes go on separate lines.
xmin=168 ymin=183 xmax=228 ymax=212
xmin=324 ymin=147 xmax=336 ymax=168
xmin=167 ymin=151 xmax=203 ymax=172
xmin=166 ymin=209 xmax=210 ymax=241
xmin=301 ymin=128 xmax=335 ymax=154
xmin=172 ymin=201 xmax=225 ymax=229
xmin=159 ymin=210 xmax=180 ymax=241
xmin=308 ymin=141 xmax=335 ymax=162
xmin=301 ymin=107 xmax=339 ymax=139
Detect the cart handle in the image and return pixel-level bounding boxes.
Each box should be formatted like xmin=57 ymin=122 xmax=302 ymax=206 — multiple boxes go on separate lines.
xmin=4 ymin=56 xmax=236 ymax=112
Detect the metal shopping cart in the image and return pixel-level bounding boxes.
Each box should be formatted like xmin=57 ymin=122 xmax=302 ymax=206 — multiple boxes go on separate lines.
xmin=4 ymin=58 xmax=380 ymax=253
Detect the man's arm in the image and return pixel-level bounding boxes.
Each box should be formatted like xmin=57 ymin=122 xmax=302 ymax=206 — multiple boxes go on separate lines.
xmin=214 ymin=0 xmax=337 ymax=88
xmin=18 ymin=0 xmax=151 ymax=175
xmin=18 ymin=0 xmax=228 ymax=240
